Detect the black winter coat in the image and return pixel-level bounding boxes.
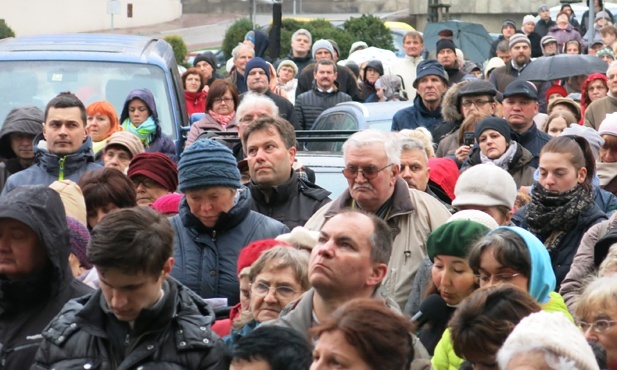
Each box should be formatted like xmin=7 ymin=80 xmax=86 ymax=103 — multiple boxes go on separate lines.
xmin=295 ymin=86 xmax=352 ymax=130
xmin=32 ymin=279 xmax=228 ymax=370
xmin=0 ymin=186 xmax=92 ymax=370
xmin=249 ymin=171 xmax=331 ymax=229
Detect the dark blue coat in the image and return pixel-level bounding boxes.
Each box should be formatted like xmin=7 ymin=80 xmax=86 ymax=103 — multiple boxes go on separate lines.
xmin=170 ymin=188 xmax=288 ymax=306
xmin=512 ymin=124 xmax=552 ymax=168
xmin=391 ymin=95 xmax=445 ymax=138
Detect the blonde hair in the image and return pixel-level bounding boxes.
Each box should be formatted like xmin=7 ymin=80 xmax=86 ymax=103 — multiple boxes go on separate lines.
xmin=575 ymin=274 xmax=617 ymax=321
xmin=599 ymin=245 xmax=617 ymax=277
xmin=398 ymin=127 xmax=435 ymax=158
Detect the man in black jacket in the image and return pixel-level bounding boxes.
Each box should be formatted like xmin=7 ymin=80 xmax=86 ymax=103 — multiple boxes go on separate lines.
xmin=32 ymin=207 xmax=227 ymax=370
xmin=536 ymin=4 xmax=556 ymax=37
xmin=0 ymin=185 xmax=92 ymax=369
xmin=244 ymin=115 xmax=331 ymax=229
xmin=275 ymin=28 xmax=315 ymax=78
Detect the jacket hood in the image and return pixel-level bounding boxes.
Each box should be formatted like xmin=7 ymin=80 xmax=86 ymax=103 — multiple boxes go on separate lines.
xmin=495 ymin=226 xmax=556 ymax=304
xmin=441 ymin=80 xmax=467 ymax=123
xmin=362 ymin=60 xmax=384 ymax=86
xmin=0 ymin=186 xmax=71 ymax=290
xmin=0 ymin=105 xmax=44 ymax=158
xmin=254 ymin=29 xmax=270 ymax=59
xmin=119 ymin=88 xmax=159 ymax=125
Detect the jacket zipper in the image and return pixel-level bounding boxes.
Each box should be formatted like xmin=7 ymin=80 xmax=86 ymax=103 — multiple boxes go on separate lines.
xmin=58 ymin=157 xmax=66 ymax=181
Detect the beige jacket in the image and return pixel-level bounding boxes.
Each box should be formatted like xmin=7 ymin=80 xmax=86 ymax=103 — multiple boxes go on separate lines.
xmin=304 ymin=177 xmax=451 ymax=309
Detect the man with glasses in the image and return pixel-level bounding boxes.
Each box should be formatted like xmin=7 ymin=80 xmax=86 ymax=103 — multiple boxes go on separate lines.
xmin=502 ymin=80 xmax=551 ymax=168
xmin=127 ymin=152 xmax=178 ymax=206
xmin=305 ymin=130 xmax=450 ymax=309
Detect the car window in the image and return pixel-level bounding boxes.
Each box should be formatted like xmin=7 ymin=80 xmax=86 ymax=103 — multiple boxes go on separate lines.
xmin=312 ymin=111 xmax=359 ymax=131
xmin=0 ymin=61 xmax=175 ymax=138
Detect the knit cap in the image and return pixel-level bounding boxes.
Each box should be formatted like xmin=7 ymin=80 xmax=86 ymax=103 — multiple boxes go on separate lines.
xmin=452 ymin=163 xmax=517 ymax=209
xmin=436 ymin=39 xmax=456 ymax=54
xmin=414 ymin=59 xmax=448 ymax=89
xmin=277 ymin=60 xmax=299 ymax=76
xmin=127 ymin=152 xmax=178 ymax=192
xmin=545 ymin=84 xmax=568 ymax=101
xmin=312 ymin=39 xmax=334 ymax=59
xmin=522 ymin=15 xmax=536 ymax=26
xmin=105 ymin=131 xmax=145 ymax=159
xmin=446 ymin=209 xmax=500 ymax=230
xmin=597 ymin=47 xmax=615 ymax=60
xmin=599 ymin=112 xmax=617 ymax=138
xmin=474 ymin=117 xmax=512 ymax=143
xmin=150 ymin=193 xmax=183 ymax=215
xmin=178 ymin=138 xmax=241 ymax=192
xmin=426 ymin=220 xmax=491 ymax=262
xmin=245 ymin=57 xmax=271 ymax=81
xmin=509 ymin=34 xmax=530 ymax=49
xmin=276 ymin=226 xmax=320 ymax=251
xmin=67 ymin=216 xmax=92 ymax=270
xmin=327 ymin=39 xmax=341 ymax=58
xmin=502 ymin=19 xmax=516 ymax=30
xmin=237 ymin=238 xmax=291 ymax=275
xmin=541 ymin=35 xmax=557 ymax=46
xmin=596 ymin=10 xmax=611 ymax=21
xmin=497 ymin=311 xmax=600 ymax=370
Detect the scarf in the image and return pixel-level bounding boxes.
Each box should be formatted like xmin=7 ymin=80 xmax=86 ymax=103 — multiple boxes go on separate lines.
xmin=208 ymin=110 xmax=235 ymax=130
xmin=526 ymin=183 xmax=593 ymax=252
xmin=479 ymin=141 xmax=518 ymax=171
xmin=596 ymin=161 xmax=617 ymax=187
xmin=121 ymin=116 xmax=157 ymax=147
xmin=92 ymin=138 xmax=107 ymax=155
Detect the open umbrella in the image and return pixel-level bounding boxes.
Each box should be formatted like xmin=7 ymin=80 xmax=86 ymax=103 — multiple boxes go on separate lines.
xmin=346 ymin=47 xmax=399 ymax=71
xmin=519 ymin=54 xmax=608 ymax=81
xmin=423 ymin=21 xmax=494 ymax=64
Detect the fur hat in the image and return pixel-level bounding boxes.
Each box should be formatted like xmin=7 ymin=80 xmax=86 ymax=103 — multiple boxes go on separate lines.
xmin=427 ymin=220 xmax=491 ymax=262
xmin=104 ymin=131 xmax=145 ymax=159
xmin=127 ymin=152 xmax=178 ymax=192
xmin=178 ymin=138 xmax=241 ymax=192
xmin=498 ymin=311 xmax=600 ymax=370
xmin=245 ymin=57 xmax=271 ymax=81
xmin=452 ymin=163 xmax=517 ymax=209
xmin=312 ymin=39 xmax=335 ymax=59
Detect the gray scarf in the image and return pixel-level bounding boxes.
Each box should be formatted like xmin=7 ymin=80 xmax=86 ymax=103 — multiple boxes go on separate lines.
xmin=480 ymin=140 xmax=518 ymax=171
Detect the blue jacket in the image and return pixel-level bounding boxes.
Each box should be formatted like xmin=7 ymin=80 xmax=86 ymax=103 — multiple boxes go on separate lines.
xmin=169 ymin=188 xmax=288 ymax=306
xmin=512 ymin=124 xmax=552 ymax=168
xmin=1 ymin=133 xmax=101 ymax=195
xmin=513 ymin=202 xmax=607 ymax=290
xmin=391 ymin=95 xmax=445 ymax=138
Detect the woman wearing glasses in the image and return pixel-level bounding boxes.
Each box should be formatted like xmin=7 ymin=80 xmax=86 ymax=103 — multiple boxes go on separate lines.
xmin=576 ymin=275 xmax=617 ymax=365
xmin=185 ymin=79 xmax=239 ymax=149
xmin=460 ymin=117 xmax=535 ymax=189
xmin=225 ymin=246 xmax=309 ymax=346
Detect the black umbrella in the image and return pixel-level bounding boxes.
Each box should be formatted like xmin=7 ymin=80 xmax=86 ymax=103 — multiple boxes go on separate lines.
xmin=519 ymin=54 xmax=608 ymax=81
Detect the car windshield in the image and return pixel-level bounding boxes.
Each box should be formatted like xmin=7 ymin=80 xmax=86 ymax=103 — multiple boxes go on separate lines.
xmin=0 ymin=61 xmax=175 ymax=138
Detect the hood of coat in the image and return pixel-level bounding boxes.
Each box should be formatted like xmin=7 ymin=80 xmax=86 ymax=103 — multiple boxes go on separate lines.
xmin=254 ymin=29 xmax=270 ymax=59
xmin=441 ymin=80 xmax=467 ymax=123
xmin=0 ymin=185 xmax=71 ymax=293
xmin=119 ymin=88 xmax=159 ymax=125
xmin=0 ymin=106 xmax=44 ymax=158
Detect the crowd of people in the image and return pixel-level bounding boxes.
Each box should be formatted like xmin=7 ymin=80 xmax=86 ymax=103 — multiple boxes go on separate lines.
xmin=4 ymin=2 xmax=617 ymax=370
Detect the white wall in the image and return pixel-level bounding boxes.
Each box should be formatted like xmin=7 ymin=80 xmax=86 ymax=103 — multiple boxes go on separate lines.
xmin=0 ymin=0 xmax=182 ymax=36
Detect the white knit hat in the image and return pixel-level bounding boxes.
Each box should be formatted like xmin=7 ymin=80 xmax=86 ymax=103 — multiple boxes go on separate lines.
xmin=497 ymin=311 xmax=600 ymax=370
xmin=452 ymin=163 xmax=517 ymax=209
xmin=522 ymin=14 xmax=536 ymax=26
xmin=599 ymin=112 xmax=617 ymax=138
xmin=446 ymin=209 xmax=500 ymax=230
xmin=276 ymin=226 xmax=319 ymax=251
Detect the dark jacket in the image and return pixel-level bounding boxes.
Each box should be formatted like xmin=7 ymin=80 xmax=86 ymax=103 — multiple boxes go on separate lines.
xmin=461 ymin=143 xmax=536 ymax=189
xmin=513 ymin=201 xmax=607 ymax=289
xmin=275 ymin=53 xmax=314 ymax=78
xmin=249 ymin=170 xmax=331 ymax=229
xmin=489 ymin=35 xmax=507 ymax=58
xmin=527 ymin=32 xmax=543 ymax=58
xmin=120 ymin=88 xmax=178 ymax=162
xmin=32 ymin=279 xmax=227 ymax=370
xmin=228 ymin=69 xmax=248 ymax=94
xmin=297 ymin=63 xmax=362 ymax=102
xmin=391 ymin=95 xmax=445 ymax=140
xmin=581 ymin=8 xmax=614 ymax=36
xmin=536 ymin=18 xmax=557 ymax=37
xmin=0 ymin=186 xmax=92 ymax=369
xmin=444 ymin=66 xmax=465 ymax=86
xmin=1 ymin=133 xmax=102 ymax=196
xmin=511 ymin=123 xmax=552 ymax=168
xmin=200 ymin=51 xmax=225 ymax=86
xmin=295 ymin=84 xmax=352 ymax=130
xmin=253 ymin=29 xmax=270 ymax=60
xmin=169 ymin=188 xmax=288 ymax=306
xmin=359 ymin=60 xmax=384 ymax=102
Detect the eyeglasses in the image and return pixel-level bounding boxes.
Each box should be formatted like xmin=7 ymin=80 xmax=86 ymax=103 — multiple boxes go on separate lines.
xmin=250 ymin=281 xmax=298 ymax=299
xmin=131 ymin=177 xmax=160 ymax=189
xmin=578 ymin=319 xmax=617 ymax=333
xmin=213 ymin=97 xmax=233 ymax=104
xmin=342 ymin=163 xmax=394 ymax=180
xmin=461 ymin=99 xmax=492 ymax=108
xmin=475 ymin=272 xmax=521 ymax=284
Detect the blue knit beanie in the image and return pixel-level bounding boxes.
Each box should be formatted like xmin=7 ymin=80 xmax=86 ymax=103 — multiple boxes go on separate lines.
xmin=178 ymin=139 xmax=241 ymax=192
xmin=245 ymin=57 xmax=271 ymax=81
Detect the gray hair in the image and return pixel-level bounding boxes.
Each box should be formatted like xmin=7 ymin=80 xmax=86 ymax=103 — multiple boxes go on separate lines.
xmin=248 ymin=246 xmax=310 ymax=291
xmin=608 ymin=60 xmax=617 ymax=77
xmin=236 ymin=92 xmax=279 ymax=121
xmin=342 ymin=129 xmax=401 ymax=166
xmin=399 ymin=136 xmax=428 ymax=164
xmin=232 ymin=43 xmax=255 ymax=60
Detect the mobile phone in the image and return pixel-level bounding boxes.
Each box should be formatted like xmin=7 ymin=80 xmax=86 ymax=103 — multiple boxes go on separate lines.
xmin=463 ymin=132 xmax=474 ymax=146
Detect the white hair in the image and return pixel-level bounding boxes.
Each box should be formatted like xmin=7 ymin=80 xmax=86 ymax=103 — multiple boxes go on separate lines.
xmin=342 ymin=129 xmax=401 ymax=165
xmin=498 ymin=348 xmax=580 ymax=370
xmin=236 ymin=92 xmax=279 ymax=120
xmin=607 ymin=60 xmax=617 ymax=76
xmin=232 ymin=43 xmax=254 ymax=60
xmin=398 ymin=136 xmax=428 ymax=164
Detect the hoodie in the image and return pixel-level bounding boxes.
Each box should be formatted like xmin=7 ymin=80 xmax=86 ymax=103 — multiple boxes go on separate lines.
xmin=0 ymin=186 xmax=92 ymax=369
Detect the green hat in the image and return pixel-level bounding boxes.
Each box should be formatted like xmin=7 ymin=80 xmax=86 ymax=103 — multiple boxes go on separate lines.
xmin=427 ymin=220 xmax=491 ymax=262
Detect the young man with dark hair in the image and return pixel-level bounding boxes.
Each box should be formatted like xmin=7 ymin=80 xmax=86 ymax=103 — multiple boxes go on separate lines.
xmin=32 ymin=207 xmax=227 ymax=370
xmin=229 ymin=326 xmax=312 ymax=370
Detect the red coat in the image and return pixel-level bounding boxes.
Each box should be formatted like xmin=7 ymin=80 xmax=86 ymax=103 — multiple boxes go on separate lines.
xmin=184 ymin=90 xmax=207 ymax=117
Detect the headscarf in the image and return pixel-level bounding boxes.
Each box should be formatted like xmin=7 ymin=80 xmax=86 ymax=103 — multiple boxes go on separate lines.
xmin=581 ymin=73 xmax=608 ymax=121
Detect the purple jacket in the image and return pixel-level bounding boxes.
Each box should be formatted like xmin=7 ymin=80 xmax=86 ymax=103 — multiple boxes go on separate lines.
xmin=547 ymin=24 xmax=585 ymax=50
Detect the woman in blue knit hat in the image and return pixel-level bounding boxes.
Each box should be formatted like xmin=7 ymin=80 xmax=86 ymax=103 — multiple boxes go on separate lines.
xmin=169 ymin=139 xmax=288 ymax=306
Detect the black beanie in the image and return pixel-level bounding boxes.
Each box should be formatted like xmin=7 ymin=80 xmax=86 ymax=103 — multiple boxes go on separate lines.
xmin=474 ymin=117 xmax=512 ymax=143
xmin=436 ymin=39 xmax=456 ymax=54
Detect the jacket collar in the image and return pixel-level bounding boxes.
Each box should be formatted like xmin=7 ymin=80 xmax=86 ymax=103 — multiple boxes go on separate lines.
xmin=414 ymin=95 xmax=443 ymax=116
xmin=249 ymin=169 xmax=297 ymax=206
xmin=33 ymin=133 xmax=96 ymax=175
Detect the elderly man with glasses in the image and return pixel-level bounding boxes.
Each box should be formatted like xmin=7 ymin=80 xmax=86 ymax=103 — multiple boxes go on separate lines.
xmin=304 ymin=129 xmax=451 ymax=310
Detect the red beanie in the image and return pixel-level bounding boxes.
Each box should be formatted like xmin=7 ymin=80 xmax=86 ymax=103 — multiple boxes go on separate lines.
xmin=237 ymin=239 xmax=291 ymax=275
xmin=428 ymin=157 xmax=459 ymax=201
xmin=127 ymin=152 xmax=178 ymax=192
xmin=545 ymin=84 xmax=568 ymax=102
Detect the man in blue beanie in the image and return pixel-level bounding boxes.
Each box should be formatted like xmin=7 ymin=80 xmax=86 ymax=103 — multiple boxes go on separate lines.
xmin=391 ymin=59 xmax=449 ymax=143
xmin=169 ymin=138 xmax=288 ymax=304
xmin=242 ymin=57 xmax=299 ymax=129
